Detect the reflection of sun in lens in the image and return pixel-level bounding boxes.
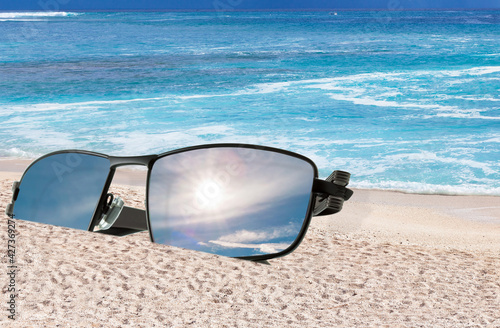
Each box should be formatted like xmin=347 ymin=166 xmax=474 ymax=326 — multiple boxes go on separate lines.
xmin=194 ymin=179 xmax=226 ymax=211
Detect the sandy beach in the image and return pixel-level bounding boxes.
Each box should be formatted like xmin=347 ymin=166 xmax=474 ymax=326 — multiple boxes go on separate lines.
xmin=1 ymin=162 xmax=499 ymax=327
xmin=1 ymin=6 xmax=500 ymax=328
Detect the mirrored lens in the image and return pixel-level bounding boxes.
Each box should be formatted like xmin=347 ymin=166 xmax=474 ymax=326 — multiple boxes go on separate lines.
xmin=148 ymin=147 xmax=315 ymax=258
xmin=13 ymin=153 xmax=110 ymax=230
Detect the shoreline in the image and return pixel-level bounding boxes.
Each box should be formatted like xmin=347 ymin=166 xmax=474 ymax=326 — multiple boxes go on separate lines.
xmin=1 ymin=158 xmax=499 ymax=225
xmin=1 ymin=166 xmax=499 ymax=253
xmin=1 ymin=157 xmax=499 ymax=197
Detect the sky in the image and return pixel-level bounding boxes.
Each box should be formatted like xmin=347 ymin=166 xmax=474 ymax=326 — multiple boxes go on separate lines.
xmin=0 ymin=0 xmax=499 ymax=11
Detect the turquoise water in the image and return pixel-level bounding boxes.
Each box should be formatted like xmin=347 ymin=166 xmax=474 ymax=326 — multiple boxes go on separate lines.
xmin=0 ymin=10 xmax=499 ymax=195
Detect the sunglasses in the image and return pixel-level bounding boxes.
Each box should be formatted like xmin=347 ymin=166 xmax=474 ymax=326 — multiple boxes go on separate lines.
xmin=5 ymin=144 xmax=353 ymax=261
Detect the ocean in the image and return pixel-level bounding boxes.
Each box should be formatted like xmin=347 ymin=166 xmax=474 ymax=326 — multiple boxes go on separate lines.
xmin=0 ymin=10 xmax=499 ymax=195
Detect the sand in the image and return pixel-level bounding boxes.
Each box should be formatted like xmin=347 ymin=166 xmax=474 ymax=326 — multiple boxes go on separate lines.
xmin=1 ymin=165 xmax=499 ymax=327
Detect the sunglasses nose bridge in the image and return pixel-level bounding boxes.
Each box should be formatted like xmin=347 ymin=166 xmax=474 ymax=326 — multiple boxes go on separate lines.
xmin=109 ymin=155 xmax=158 ymax=168
xmin=106 ymin=155 xmax=157 ymax=190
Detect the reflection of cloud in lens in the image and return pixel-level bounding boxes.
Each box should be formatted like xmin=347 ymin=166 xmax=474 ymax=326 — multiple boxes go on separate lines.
xmin=205 ymin=222 xmax=300 ymax=253
xmin=208 ymin=240 xmax=290 ymax=254
xmin=214 ymin=222 xmax=299 ymax=243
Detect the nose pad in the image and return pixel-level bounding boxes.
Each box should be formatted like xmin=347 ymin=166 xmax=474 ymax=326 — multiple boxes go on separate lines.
xmin=96 ymin=193 xmax=124 ymax=231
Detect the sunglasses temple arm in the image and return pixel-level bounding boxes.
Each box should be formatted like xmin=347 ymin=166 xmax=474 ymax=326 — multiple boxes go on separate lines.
xmin=5 ymin=181 xmax=20 ymax=219
xmin=312 ymin=170 xmax=353 ymax=217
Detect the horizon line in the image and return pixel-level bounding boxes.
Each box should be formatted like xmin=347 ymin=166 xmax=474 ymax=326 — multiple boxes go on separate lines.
xmin=0 ymin=8 xmax=499 ymax=13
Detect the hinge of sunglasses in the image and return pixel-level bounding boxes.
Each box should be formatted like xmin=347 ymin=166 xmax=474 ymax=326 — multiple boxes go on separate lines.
xmin=5 ymin=181 xmax=20 ymax=218
xmin=312 ymin=171 xmax=353 ymax=217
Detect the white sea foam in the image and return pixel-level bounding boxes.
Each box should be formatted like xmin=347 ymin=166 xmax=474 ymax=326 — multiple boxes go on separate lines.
xmin=177 ymin=82 xmax=292 ymax=100
xmin=322 ymin=148 xmax=500 ymax=196
xmin=433 ymin=113 xmax=500 ymax=120
xmin=0 ymin=12 xmax=80 ymax=21
xmin=177 ymin=94 xmax=218 ymax=100
xmin=0 ymin=19 xmax=47 ymax=21
xmin=326 ymin=93 xmax=466 ymax=113
xmin=352 ymin=180 xmax=500 ymax=196
xmin=10 ymin=128 xmax=76 ymax=150
xmin=102 ymin=125 xmax=238 ymax=156
xmin=153 ymin=65 xmax=500 ymax=104
xmin=419 ymin=66 xmax=500 ymax=78
xmin=188 ymin=125 xmax=236 ymax=136
xmin=383 ymin=151 xmax=497 ymax=175
xmin=482 ymin=136 xmax=500 ymax=143
xmin=455 ymin=96 xmax=500 ymax=102
xmin=476 ymin=53 xmax=500 ymax=57
xmin=293 ymin=117 xmax=320 ymax=122
xmin=272 ymin=67 xmax=500 ymax=118
xmin=327 ymin=94 xmax=402 ymax=108
xmin=0 ymin=148 xmax=39 ymax=159
xmin=295 ymin=66 xmax=500 ymax=90
xmin=0 ymin=12 xmax=80 ymax=18
xmin=460 ymin=66 xmax=500 ymax=76
xmin=2 ymin=96 xmax=173 ymax=113
xmin=252 ymin=82 xmax=291 ymax=94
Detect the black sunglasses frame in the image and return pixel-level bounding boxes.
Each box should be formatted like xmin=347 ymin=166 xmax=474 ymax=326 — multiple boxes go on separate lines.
xmin=8 ymin=143 xmax=352 ymax=261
